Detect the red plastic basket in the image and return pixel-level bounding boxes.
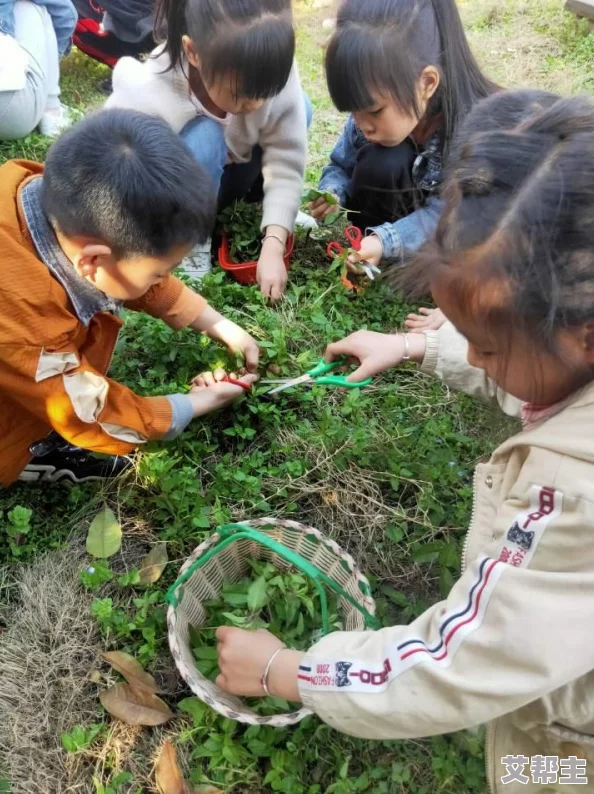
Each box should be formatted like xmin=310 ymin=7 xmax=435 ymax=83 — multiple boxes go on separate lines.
xmin=218 ymin=235 xmax=294 ymax=285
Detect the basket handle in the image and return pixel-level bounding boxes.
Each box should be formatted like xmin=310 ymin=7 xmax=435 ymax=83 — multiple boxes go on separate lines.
xmin=166 ymin=523 xmax=380 ymax=633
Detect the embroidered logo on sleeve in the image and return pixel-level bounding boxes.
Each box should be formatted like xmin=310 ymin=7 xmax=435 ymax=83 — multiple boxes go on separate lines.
xmin=498 ymin=486 xmax=562 ymax=569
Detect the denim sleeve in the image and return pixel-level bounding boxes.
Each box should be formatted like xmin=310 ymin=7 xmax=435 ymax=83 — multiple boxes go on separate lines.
xmin=369 ymin=196 xmax=444 ymax=262
xmin=318 ymin=116 xmax=365 ymax=207
xmin=163 ymin=394 xmax=194 ymax=440
xmin=0 ymin=0 xmax=15 ymax=37
xmin=34 ymin=0 xmax=77 ymax=55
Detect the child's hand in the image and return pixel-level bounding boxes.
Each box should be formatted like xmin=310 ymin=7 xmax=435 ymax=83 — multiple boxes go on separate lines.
xmin=405 ymin=307 xmax=447 ymax=334
xmin=347 ymin=234 xmax=383 ymax=273
xmin=325 ymin=330 xmax=427 ymax=382
xmin=193 ymin=309 xmax=260 ymax=372
xmin=216 ymin=626 xmax=303 ymax=702
xmin=257 ymin=241 xmax=288 ymax=302
xmin=187 ymin=369 xmax=259 ymax=416
xmin=309 ymin=193 xmax=339 ymax=221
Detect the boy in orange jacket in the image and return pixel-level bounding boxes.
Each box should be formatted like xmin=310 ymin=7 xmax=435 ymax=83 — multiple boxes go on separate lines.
xmin=0 ymin=108 xmax=259 ymax=486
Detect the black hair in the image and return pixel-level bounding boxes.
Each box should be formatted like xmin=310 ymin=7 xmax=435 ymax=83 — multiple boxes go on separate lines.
xmin=42 ymin=109 xmax=216 ymax=259
xmin=405 ymin=89 xmax=594 ymax=361
xmin=156 ymin=0 xmax=295 ymax=100
xmin=326 ymin=0 xmax=498 ymax=156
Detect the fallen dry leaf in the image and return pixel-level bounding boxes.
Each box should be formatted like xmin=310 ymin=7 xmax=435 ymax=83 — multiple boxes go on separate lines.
xmin=138 ymin=543 xmax=169 ymax=586
xmin=100 ymin=683 xmax=173 ymax=726
xmin=89 ymin=669 xmax=103 ymax=684
xmin=156 ymin=741 xmax=187 ymax=794
xmin=103 ymin=651 xmax=158 ymax=694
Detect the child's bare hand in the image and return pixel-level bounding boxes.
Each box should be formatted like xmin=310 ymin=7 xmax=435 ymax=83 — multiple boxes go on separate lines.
xmin=258 ymin=244 xmax=287 ymax=302
xmin=347 ymin=234 xmax=383 ymax=273
xmin=405 ymin=307 xmax=446 ymax=334
xmin=188 ymin=369 xmax=258 ymax=416
xmin=309 ymin=194 xmax=339 ymax=221
xmin=325 ymin=330 xmax=427 ymax=382
xmin=216 ymin=626 xmax=303 ymax=702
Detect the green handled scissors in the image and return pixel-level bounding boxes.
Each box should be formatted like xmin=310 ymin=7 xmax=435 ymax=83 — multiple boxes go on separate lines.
xmin=262 ymin=358 xmax=373 ymax=396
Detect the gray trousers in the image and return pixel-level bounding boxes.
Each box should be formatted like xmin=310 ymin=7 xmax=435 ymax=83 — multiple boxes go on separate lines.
xmin=0 ymin=1 xmax=61 ymax=140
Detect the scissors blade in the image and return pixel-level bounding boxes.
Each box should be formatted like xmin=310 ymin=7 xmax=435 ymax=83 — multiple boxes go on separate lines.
xmin=266 ymin=374 xmax=312 ymax=395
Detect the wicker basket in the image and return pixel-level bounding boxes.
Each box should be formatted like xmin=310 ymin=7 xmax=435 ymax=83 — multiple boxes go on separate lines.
xmin=166 ymin=518 xmax=378 ymax=727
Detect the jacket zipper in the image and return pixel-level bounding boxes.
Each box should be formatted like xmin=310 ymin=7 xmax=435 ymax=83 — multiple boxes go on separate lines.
xmin=461 ymin=468 xmax=479 ymax=574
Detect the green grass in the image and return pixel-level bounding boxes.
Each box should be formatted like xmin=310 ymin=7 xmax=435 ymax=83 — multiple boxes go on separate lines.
xmin=1 ymin=1 xmax=593 ymax=792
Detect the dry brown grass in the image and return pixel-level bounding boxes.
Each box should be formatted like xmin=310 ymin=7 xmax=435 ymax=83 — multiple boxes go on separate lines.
xmin=0 ymin=547 xmax=103 ymax=793
xmin=0 ymin=541 xmax=196 ymax=794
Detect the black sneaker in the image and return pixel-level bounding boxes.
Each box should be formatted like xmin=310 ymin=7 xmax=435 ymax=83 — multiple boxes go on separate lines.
xmin=19 ymin=433 xmax=132 ymax=484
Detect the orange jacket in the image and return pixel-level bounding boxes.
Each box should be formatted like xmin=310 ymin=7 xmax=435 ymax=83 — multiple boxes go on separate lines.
xmin=0 ymin=161 xmax=208 ymax=486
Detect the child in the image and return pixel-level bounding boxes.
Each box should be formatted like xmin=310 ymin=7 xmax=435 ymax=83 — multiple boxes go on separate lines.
xmin=310 ymin=0 xmax=497 ymax=275
xmin=106 ymin=0 xmax=308 ymax=302
xmin=216 ymin=90 xmax=594 ymax=793
xmin=0 ymin=108 xmax=259 ymax=486
xmin=0 ymin=0 xmax=77 ymax=138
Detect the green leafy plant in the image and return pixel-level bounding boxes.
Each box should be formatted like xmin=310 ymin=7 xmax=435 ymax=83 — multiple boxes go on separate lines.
xmin=61 ymin=723 xmax=103 ymax=754
xmin=80 ymin=559 xmax=114 ymax=590
xmin=91 ymin=590 xmax=166 ymax=665
xmin=1 ymin=505 xmax=33 ymax=556
xmin=92 ymin=772 xmax=135 ymax=794
xmin=302 ymin=188 xmax=348 ymax=225
xmin=217 ymin=200 xmax=263 ymax=263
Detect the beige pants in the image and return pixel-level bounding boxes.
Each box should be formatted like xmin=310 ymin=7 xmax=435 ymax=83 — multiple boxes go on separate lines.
xmin=0 ymin=1 xmax=61 ymax=139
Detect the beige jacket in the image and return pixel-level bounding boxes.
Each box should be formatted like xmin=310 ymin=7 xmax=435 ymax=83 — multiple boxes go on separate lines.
xmin=299 ymin=322 xmax=594 ymax=794
xmin=105 ymin=49 xmax=307 ymax=233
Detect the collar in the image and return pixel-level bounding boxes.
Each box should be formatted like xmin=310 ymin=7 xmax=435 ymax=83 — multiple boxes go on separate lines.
xmin=20 ymin=177 xmax=122 ymax=326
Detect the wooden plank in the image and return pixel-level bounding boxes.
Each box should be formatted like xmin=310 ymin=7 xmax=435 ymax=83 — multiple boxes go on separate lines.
xmin=565 ymin=0 xmax=594 ymax=21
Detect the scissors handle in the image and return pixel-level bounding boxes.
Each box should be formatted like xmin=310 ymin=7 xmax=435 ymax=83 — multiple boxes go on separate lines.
xmin=344 ymin=226 xmax=363 ymax=251
xmin=326 ymin=241 xmax=345 ymax=259
xmin=307 ymin=358 xmax=373 ymax=388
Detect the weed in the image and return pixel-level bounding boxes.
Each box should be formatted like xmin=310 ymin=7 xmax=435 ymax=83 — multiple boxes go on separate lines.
xmin=61 ymin=724 xmax=104 ymax=754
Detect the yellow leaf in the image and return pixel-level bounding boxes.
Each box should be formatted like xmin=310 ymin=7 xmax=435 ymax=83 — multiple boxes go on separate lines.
xmin=86 ymin=506 xmax=122 ymax=559
xmin=89 ymin=669 xmax=103 ymax=684
xmin=155 ymin=741 xmax=187 ymax=794
xmin=102 ymin=651 xmax=158 ymax=694
xmin=138 ymin=543 xmax=169 ymax=586
xmin=100 ymin=683 xmax=173 ymax=726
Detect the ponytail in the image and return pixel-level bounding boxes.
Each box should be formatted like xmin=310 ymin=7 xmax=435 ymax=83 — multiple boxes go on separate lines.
xmin=154 ymin=0 xmax=186 ymax=72
xmin=429 ymin=0 xmax=499 ymax=153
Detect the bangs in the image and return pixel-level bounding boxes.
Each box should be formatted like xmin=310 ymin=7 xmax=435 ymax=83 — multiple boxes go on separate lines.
xmin=325 ymin=26 xmax=420 ymax=114
xmin=202 ymin=19 xmax=295 ymax=100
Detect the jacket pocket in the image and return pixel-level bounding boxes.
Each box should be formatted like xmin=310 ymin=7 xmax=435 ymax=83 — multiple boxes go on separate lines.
xmin=543 ymin=722 xmax=594 ymax=777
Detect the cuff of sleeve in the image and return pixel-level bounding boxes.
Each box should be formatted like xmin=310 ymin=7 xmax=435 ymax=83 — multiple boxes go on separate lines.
xmin=261 ymin=202 xmax=298 ymax=234
xmin=420 ymin=330 xmax=440 ymax=374
xmin=163 ymin=394 xmax=194 ymax=440
xmin=164 ymin=285 xmax=209 ymax=330
xmin=368 ymin=223 xmax=402 ymax=261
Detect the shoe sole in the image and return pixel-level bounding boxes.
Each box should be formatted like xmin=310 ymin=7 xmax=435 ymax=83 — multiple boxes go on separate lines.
xmin=18 ymin=464 xmax=106 ymax=485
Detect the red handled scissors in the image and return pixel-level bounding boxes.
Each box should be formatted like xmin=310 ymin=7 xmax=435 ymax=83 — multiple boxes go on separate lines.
xmin=221 ymin=375 xmax=252 ymax=392
xmin=326 ymin=226 xmax=381 ymax=281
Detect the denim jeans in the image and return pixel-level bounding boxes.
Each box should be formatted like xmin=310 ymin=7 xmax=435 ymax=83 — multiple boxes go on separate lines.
xmin=180 ymin=93 xmax=313 ymax=206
